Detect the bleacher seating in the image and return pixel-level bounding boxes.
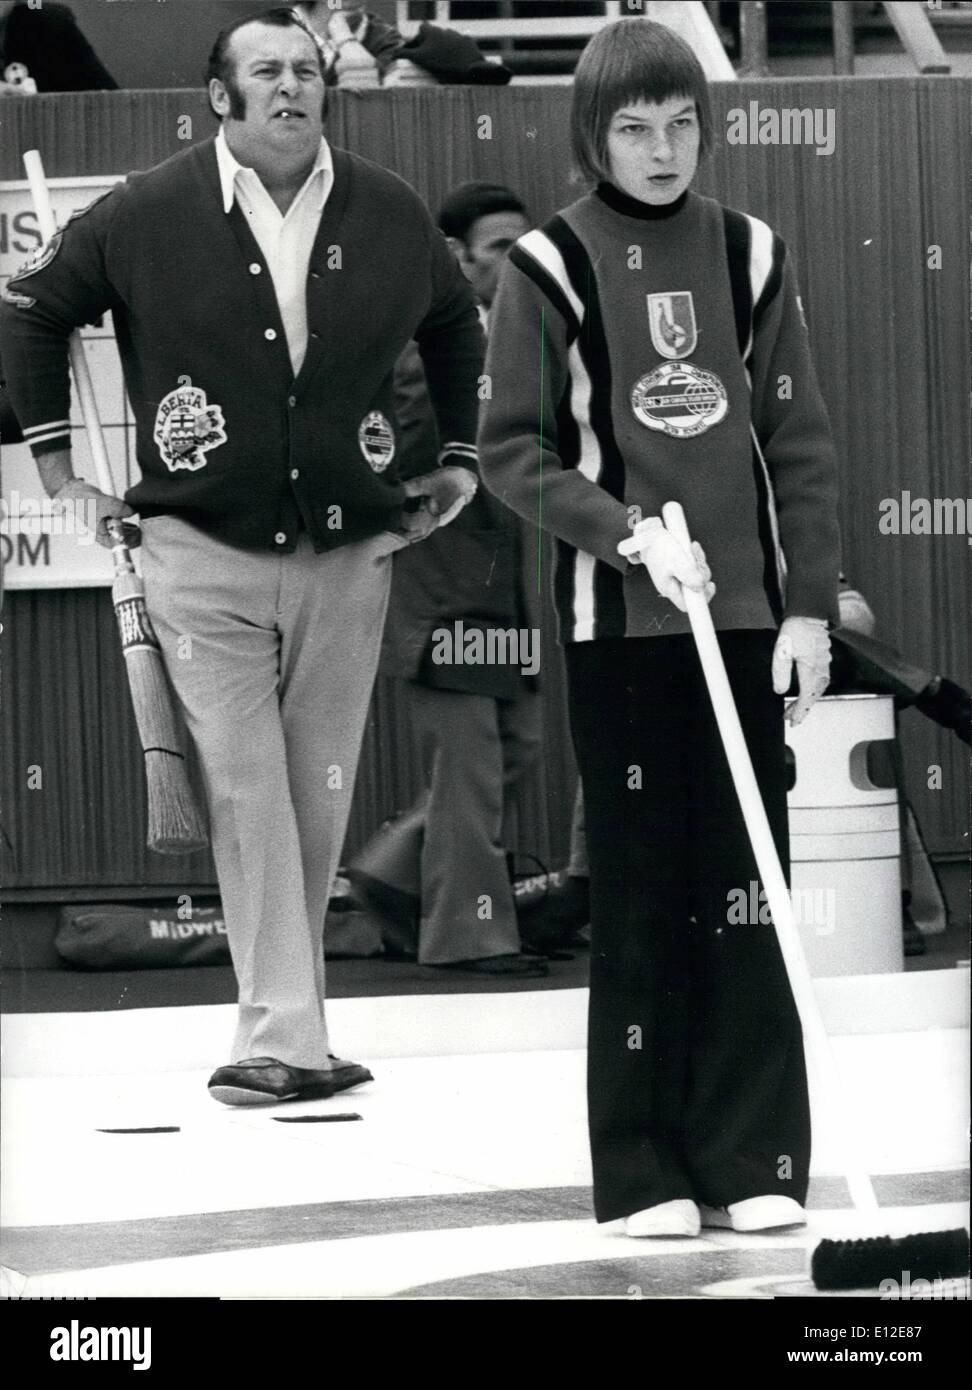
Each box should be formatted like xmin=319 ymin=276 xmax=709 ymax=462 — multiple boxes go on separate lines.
xmin=391 ymin=2 xmax=972 ymax=79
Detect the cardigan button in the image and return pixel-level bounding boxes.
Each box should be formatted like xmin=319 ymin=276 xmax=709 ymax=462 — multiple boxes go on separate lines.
xmin=249 ymin=263 xmax=262 ymax=275
xmin=275 ymin=531 xmax=287 ymax=545
xmin=288 ymin=395 xmax=297 ymax=408
xmin=290 ymin=468 xmax=300 ymax=481
xmin=264 ymin=328 xmax=277 ymax=341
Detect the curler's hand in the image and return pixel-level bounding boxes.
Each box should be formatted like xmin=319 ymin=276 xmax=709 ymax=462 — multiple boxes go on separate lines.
xmin=618 ymin=515 xmax=715 ymax=612
xmin=772 ymin=616 xmax=831 ymax=724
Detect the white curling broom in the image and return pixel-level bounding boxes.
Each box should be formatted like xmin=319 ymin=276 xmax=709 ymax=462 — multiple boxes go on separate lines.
xmin=632 ymin=502 xmax=967 ymax=1290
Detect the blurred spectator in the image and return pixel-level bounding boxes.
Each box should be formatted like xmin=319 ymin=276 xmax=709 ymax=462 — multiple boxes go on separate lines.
xmin=295 ymin=2 xmax=402 ymax=87
xmin=294 ymin=2 xmax=510 ymax=87
xmin=0 ymin=1 xmax=117 ymax=94
xmin=350 ymin=181 xmax=543 ymax=977
xmin=396 ymin=20 xmax=512 ymax=83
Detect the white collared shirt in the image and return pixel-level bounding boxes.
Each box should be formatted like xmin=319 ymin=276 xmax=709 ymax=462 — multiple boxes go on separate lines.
xmin=215 ymin=126 xmax=333 ymax=376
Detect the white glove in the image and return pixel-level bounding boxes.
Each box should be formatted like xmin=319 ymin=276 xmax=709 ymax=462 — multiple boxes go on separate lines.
xmin=617 ymin=516 xmax=714 ymax=613
xmin=837 ymin=586 xmax=876 ymax=637
xmin=772 ymin=616 xmax=831 ymax=724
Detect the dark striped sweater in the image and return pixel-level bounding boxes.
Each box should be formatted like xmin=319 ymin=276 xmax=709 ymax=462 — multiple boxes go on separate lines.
xmin=478 ymin=182 xmax=841 ymax=643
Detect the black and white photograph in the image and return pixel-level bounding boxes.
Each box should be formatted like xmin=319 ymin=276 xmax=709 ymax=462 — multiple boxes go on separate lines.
xmin=0 ymin=0 xmax=969 ymax=1342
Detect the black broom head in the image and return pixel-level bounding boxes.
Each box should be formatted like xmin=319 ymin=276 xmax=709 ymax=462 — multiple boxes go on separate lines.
xmin=812 ymin=1228 xmax=969 ymax=1291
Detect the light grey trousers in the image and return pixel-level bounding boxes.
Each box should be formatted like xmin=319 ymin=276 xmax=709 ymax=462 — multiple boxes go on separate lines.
xmin=140 ymin=516 xmax=394 ymax=1068
xmin=408 ymin=682 xmax=541 ymax=963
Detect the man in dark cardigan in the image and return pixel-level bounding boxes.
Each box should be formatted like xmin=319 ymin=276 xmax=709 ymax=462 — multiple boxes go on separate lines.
xmin=0 ymin=7 xmax=483 ymax=1102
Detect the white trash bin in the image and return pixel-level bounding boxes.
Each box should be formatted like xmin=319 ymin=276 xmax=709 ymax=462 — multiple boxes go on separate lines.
xmin=784 ymin=693 xmax=903 ymax=977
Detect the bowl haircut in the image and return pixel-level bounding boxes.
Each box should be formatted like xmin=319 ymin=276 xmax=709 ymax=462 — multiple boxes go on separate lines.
xmin=570 ymin=18 xmax=713 ymax=185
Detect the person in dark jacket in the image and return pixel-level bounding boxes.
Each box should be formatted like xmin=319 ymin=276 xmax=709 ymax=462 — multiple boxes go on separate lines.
xmin=362 ymin=182 xmax=544 ymax=978
xmin=0 ymin=2 xmax=117 ymax=93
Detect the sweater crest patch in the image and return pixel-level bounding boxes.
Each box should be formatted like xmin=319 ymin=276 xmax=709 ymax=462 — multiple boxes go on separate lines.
xmin=153 ymin=385 xmax=227 ymax=472
xmin=9 ymin=231 xmax=63 ymax=284
xmin=358 ymin=411 xmax=395 ymax=471
xmin=631 ymin=362 xmax=729 ymax=439
xmin=647 ymin=292 xmax=697 ymax=360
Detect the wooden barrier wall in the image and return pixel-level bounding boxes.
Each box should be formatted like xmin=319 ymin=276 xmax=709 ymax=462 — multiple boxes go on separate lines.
xmin=1 ymin=80 xmax=969 ymax=892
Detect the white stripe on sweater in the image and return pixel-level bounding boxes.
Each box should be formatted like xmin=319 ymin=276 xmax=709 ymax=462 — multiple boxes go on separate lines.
xmin=23 ymin=419 xmax=71 ymax=438
xmin=438 ymin=441 xmax=478 ymax=465
xmin=566 ymin=342 xmax=600 ymax=642
xmin=743 ymin=214 xmax=775 ymax=363
xmin=22 ymin=421 xmax=72 ymax=448
xmin=515 ymin=233 xmax=596 ymax=640
xmin=742 ymin=217 xmax=785 ymax=602
xmin=516 ymin=230 xmax=586 ymax=327
xmin=750 ymin=423 xmax=786 ymax=603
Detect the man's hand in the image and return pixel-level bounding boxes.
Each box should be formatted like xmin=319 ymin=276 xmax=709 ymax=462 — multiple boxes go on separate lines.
xmin=772 ymin=616 xmax=831 ymax=725
xmin=618 ymin=515 xmax=715 ymax=612
xmin=399 ymin=465 xmax=478 ymax=538
xmin=54 ymin=478 xmax=139 ymax=549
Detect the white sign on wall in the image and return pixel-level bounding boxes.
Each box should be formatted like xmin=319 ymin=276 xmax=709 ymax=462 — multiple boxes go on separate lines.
xmin=1 ymin=175 xmax=131 ymax=589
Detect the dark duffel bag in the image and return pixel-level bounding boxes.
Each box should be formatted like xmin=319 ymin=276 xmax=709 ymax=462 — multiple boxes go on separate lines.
xmin=56 ymin=904 xmax=230 ymax=970
xmin=56 ymin=881 xmax=384 ymax=970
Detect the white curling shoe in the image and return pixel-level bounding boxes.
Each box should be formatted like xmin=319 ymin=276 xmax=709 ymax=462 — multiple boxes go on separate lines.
xmin=700 ymin=1196 xmax=806 ymax=1232
xmin=624 ymin=1199 xmax=701 ymax=1238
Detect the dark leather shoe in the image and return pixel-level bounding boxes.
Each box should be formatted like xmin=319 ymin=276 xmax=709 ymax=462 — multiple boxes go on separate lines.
xmin=208 ymin=1055 xmax=373 ymax=1107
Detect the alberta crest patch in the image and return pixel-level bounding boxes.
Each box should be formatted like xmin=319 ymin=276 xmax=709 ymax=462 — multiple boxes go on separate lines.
xmin=153 ymin=386 xmax=227 ymax=472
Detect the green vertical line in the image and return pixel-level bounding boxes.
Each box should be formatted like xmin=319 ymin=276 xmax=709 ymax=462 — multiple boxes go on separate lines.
xmin=537 ymin=304 xmax=544 ymax=592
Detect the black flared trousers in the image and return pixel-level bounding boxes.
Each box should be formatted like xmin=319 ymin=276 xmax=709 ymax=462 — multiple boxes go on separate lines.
xmin=565 ymin=632 xmax=811 ymax=1224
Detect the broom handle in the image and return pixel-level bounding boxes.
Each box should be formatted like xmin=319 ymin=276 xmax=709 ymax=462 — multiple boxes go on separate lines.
xmin=662 ymin=501 xmax=879 ymax=1215
xmin=23 ymin=150 xmax=116 ymax=498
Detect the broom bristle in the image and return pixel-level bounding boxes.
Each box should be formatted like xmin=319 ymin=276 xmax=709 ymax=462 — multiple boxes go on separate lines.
xmin=123 ymin=648 xmax=184 ymax=750
xmin=812 ymin=1228 xmax=970 ymax=1291
xmin=116 ymin=634 xmax=208 ymax=853
xmin=145 ymin=750 xmax=208 ymax=854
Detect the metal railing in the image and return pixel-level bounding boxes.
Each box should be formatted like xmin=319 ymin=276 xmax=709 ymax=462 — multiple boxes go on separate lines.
xmin=394 ymin=2 xmax=624 ymax=41
xmin=395 ymin=1 xmax=954 ymax=77
xmin=393 ymin=1 xmax=735 ymax=80
xmin=738 ymin=1 xmax=952 ymax=77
